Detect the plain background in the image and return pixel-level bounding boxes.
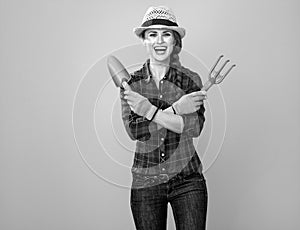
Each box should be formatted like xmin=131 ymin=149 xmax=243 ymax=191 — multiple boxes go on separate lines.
xmin=1 ymin=0 xmax=299 ymax=229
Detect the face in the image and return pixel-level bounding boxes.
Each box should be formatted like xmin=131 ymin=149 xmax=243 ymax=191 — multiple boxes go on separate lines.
xmin=143 ymin=29 xmax=175 ymax=63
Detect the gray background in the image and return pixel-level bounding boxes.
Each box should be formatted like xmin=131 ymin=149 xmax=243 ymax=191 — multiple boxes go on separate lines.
xmin=1 ymin=0 xmax=299 ymax=229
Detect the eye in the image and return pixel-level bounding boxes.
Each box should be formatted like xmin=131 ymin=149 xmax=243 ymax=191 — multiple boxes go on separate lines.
xmin=146 ymin=31 xmax=157 ymax=37
xmin=163 ymin=32 xmax=172 ymax=37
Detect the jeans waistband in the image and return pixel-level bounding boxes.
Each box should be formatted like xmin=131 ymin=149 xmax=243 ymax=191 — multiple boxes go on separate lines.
xmin=132 ymin=171 xmax=187 ymax=184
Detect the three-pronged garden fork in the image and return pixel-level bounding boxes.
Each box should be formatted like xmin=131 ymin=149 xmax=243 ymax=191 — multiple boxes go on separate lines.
xmin=201 ymin=55 xmax=236 ymax=91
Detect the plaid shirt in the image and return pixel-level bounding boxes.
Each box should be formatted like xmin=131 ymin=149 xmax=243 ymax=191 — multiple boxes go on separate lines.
xmin=120 ymin=59 xmax=205 ymax=176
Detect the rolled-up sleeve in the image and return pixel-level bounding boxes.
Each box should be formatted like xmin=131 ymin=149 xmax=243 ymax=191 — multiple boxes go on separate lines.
xmin=181 ymin=105 xmax=205 ymax=137
xmin=119 ymin=87 xmax=152 ymax=141
xmin=180 ymin=72 xmax=206 ymax=137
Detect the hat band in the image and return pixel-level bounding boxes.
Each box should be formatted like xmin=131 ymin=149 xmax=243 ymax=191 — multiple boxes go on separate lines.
xmin=141 ymin=18 xmax=178 ymax=27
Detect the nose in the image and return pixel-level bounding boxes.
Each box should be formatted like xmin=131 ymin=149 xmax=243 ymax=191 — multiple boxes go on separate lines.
xmin=157 ymin=34 xmax=164 ymax=44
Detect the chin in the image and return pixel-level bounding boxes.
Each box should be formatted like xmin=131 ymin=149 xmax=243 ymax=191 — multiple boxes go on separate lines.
xmin=153 ymin=54 xmax=171 ymax=63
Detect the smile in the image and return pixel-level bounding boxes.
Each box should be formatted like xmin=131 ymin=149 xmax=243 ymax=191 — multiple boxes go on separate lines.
xmin=154 ymin=46 xmax=167 ymax=54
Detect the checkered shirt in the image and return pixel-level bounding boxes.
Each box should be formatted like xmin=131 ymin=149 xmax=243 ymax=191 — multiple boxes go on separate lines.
xmin=120 ymin=59 xmax=206 ymax=176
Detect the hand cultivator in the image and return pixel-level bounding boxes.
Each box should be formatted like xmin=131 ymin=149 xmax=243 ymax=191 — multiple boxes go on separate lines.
xmin=201 ymin=55 xmax=236 ymax=91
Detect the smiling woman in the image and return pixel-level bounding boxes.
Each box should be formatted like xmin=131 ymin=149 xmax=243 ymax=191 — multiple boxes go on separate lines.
xmin=120 ymin=6 xmax=208 ymax=230
xmin=143 ymin=29 xmax=174 ymax=63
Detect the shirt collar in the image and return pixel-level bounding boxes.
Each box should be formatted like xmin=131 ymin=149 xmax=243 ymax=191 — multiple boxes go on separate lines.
xmin=142 ymin=59 xmax=175 ymax=83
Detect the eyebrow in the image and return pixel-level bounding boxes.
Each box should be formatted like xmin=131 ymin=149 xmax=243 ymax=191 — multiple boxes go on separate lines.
xmin=147 ymin=30 xmax=172 ymax=34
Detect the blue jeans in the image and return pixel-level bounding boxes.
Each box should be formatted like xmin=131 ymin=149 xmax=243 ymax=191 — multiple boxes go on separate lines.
xmin=130 ymin=171 xmax=208 ymax=230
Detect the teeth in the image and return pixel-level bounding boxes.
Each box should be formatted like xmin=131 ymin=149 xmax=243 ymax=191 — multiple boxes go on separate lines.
xmin=154 ymin=47 xmax=167 ymax=51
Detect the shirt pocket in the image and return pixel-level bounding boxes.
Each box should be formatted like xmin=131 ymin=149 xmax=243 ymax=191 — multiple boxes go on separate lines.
xmin=164 ymin=83 xmax=185 ymax=105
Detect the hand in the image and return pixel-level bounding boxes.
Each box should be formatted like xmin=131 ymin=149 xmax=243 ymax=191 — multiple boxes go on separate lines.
xmin=124 ymin=90 xmax=155 ymax=118
xmin=173 ymin=91 xmax=207 ymax=115
xmin=122 ymin=81 xmax=132 ymax=91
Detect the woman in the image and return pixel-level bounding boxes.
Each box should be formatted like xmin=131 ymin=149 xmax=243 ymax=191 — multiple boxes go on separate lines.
xmin=120 ymin=6 xmax=208 ymax=230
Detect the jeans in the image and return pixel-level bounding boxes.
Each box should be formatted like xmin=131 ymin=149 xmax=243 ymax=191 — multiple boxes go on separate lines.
xmin=130 ymin=171 xmax=208 ymax=230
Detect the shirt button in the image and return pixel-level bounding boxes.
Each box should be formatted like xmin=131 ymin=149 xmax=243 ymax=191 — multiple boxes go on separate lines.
xmin=161 ymin=152 xmax=165 ymax=157
xmin=161 ymin=137 xmax=164 ymax=141
xmin=162 ymin=168 xmax=165 ymax=171
xmin=161 ymin=80 xmax=164 ymax=84
xmin=159 ymin=94 xmax=163 ymax=98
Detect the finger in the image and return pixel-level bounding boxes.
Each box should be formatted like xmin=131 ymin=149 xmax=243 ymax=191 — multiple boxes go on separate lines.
xmin=193 ymin=96 xmax=206 ymax=102
xmin=122 ymin=81 xmax=127 ymax=88
xmin=188 ymin=91 xmax=199 ymax=97
xmin=197 ymin=94 xmax=207 ymax=99
xmin=125 ymin=95 xmax=135 ymax=103
xmin=126 ymin=99 xmax=135 ymax=105
xmin=195 ymin=103 xmax=203 ymax=110
xmin=124 ymin=95 xmax=131 ymax=100
xmin=191 ymin=91 xmax=207 ymax=97
xmin=189 ymin=91 xmax=201 ymax=97
xmin=130 ymin=106 xmax=136 ymax=112
xmin=194 ymin=101 xmax=203 ymax=108
xmin=199 ymin=90 xmax=207 ymax=95
xmin=193 ymin=96 xmax=206 ymax=101
xmin=125 ymin=94 xmax=137 ymax=101
xmin=125 ymin=90 xmax=138 ymax=96
xmin=122 ymin=82 xmax=132 ymax=91
xmin=125 ymin=94 xmax=136 ymax=101
xmin=124 ymin=90 xmax=136 ymax=96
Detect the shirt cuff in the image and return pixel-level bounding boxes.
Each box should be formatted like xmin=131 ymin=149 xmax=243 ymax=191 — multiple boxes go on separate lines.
xmin=145 ymin=105 xmax=157 ymax=120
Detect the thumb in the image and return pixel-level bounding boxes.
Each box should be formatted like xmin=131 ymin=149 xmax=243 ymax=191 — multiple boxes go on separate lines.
xmin=122 ymin=81 xmax=132 ymax=91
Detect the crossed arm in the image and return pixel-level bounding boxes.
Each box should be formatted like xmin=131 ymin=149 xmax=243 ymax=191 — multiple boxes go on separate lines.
xmin=120 ymin=78 xmax=206 ymax=141
xmin=124 ymin=90 xmax=206 ymax=133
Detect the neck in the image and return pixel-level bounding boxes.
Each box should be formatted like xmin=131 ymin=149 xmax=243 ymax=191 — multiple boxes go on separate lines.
xmin=149 ymin=57 xmax=170 ymax=80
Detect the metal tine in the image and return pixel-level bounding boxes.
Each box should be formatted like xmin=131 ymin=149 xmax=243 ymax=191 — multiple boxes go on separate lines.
xmin=215 ymin=74 xmax=226 ymax=84
xmin=223 ymin=64 xmax=236 ymax=78
xmin=216 ymin=64 xmax=236 ymax=84
xmin=215 ymin=73 xmax=227 ymax=84
xmin=216 ymin=59 xmax=230 ymax=76
xmin=210 ymin=55 xmax=224 ymax=75
xmin=214 ymin=59 xmax=230 ymax=83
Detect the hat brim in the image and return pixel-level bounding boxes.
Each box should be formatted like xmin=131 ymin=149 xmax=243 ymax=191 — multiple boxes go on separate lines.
xmin=133 ymin=25 xmax=186 ymax=38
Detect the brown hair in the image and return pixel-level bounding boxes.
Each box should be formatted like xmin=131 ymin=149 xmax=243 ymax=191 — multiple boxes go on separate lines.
xmin=169 ymin=30 xmax=182 ymax=70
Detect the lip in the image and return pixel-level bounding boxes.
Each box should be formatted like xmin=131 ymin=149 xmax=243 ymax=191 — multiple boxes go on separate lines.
xmin=154 ymin=46 xmax=167 ymax=51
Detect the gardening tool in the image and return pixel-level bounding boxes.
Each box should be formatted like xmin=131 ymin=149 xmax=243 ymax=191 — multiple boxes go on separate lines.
xmin=107 ymin=55 xmax=131 ymax=90
xmin=201 ymin=55 xmax=236 ymax=91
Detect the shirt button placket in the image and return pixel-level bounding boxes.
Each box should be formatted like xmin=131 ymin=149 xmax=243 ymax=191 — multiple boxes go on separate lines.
xmin=159 ymin=79 xmax=163 ymax=99
xmin=159 ymin=79 xmax=166 ymax=174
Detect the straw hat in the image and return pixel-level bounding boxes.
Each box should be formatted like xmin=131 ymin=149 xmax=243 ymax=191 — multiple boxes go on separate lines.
xmin=133 ymin=6 xmax=186 ymax=38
